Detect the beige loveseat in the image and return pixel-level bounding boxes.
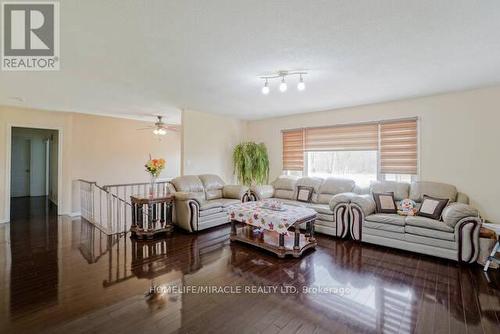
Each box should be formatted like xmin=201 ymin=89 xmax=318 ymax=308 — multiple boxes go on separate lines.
xmin=250 ymin=176 xmax=356 ymax=238
xmin=170 ymin=174 xmax=249 ymax=232
xmin=347 ymin=181 xmax=481 ymax=263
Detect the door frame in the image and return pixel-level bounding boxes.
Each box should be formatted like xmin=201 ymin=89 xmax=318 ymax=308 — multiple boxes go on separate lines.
xmin=4 ymin=124 xmax=63 ymax=222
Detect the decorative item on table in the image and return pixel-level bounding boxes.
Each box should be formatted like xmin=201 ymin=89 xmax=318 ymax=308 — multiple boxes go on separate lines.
xmin=260 ymin=199 xmax=286 ymax=211
xmin=397 ymin=198 xmax=417 ymax=216
xmin=145 ymin=154 xmax=165 ymax=196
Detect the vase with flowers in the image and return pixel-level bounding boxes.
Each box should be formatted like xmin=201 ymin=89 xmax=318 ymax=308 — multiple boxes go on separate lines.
xmin=145 ymin=155 xmax=166 ymax=196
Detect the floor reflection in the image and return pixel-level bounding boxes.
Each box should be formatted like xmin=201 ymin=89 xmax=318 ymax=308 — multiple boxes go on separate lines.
xmin=0 ymin=197 xmax=499 ymax=333
xmin=9 ymin=197 xmax=59 ymax=318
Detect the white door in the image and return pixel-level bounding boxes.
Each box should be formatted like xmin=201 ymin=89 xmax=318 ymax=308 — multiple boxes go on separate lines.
xmin=29 ymin=138 xmax=47 ymax=196
xmin=11 ymin=138 xmax=31 ymax=197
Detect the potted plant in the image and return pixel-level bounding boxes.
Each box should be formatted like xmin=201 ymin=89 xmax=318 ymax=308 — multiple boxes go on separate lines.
xmin=232 ymin=142 xmax=270 ymax=186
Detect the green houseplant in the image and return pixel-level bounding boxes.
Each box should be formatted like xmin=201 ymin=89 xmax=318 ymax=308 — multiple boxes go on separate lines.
xmin=232 ymin=142 xmax=270 ymax=186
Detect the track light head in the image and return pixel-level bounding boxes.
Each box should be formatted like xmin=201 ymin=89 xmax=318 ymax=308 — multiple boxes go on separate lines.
xmin=262 ymin=79 xmax=270 ymax=95
xmin=279 ymin=76 xmax=287 ymax=92
xmin=297 ymin=74 xmax=305 ymax=91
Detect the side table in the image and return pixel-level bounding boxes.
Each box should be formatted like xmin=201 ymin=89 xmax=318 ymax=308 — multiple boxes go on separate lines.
xmin=131 ymin=194 xmax=174 ymax=239
xmin=482 ymin=223 xmax=500 ymax=272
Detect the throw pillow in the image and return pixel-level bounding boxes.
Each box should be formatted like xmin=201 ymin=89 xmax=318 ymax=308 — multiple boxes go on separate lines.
xmin=417 ymin=195 xmax=449 ymax=220
xmin=296 ymin=186 xmax=314 ymax=203
xmin=373 ymin=192 xmax=397 ymax=214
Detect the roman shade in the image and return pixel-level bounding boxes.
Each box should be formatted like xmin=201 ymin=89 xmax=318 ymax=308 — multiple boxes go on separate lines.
xmin=380 ymin=119 xmax=418 ymax=174
xmin=282 ymin=129 xmax=305 ymax=171
xmin=304 ymin=123 xmax=378 ymax=151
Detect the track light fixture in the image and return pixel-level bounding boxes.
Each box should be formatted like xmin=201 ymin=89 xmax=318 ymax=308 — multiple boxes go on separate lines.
xmin=260 ymin=70 xmax=307 ymax=95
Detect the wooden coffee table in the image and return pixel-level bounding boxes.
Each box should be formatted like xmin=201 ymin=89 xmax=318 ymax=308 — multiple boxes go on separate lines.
xmin=228 ymin=201 xmax=317 ymax=258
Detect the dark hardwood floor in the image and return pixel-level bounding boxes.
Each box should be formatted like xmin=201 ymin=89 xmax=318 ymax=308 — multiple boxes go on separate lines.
xmin=0 ymin=197 xmax=499 ymax=333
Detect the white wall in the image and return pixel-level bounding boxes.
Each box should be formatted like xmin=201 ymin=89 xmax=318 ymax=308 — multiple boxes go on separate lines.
xmin=0 ymin=106 xmax=182 ymax=221
xmin=181 ymin=109 xmax=246 ymax=183
xmin=246 ymin=86 xmax=500 ymax=222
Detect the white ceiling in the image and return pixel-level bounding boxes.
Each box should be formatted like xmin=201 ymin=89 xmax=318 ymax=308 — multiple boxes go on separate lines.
xmin=1 ymin=0 xmax=500 ymax=122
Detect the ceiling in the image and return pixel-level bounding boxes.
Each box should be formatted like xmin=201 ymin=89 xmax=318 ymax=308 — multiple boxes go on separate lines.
xmin=1 ymin=0 xmax=499 ymax=122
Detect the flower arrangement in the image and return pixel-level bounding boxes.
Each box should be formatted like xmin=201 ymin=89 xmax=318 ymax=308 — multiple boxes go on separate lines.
xmin=145 ymin=155 xmax=166 ymax=177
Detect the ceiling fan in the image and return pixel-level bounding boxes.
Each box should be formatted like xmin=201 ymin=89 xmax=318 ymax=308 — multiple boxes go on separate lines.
xmin=137 ymin=116 xmax=179 ymax=136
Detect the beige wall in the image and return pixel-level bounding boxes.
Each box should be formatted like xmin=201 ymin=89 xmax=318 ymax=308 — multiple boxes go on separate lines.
xmin=0 ymin=106 xmax=181 ymax=221
xmin=181 ymin=109 xmax=246 ymax=183
xmin=246 ymin=86 xmax=500 ymax=222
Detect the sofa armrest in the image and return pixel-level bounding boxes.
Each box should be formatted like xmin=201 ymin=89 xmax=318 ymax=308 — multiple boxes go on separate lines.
xmin=329 ymin=192 xmax=355 ymax=211
xmin=174 ymin=191 xmax=205 ymax=204
xmin=250 ymin=185 xmax=274 ymax=200
xmin=330 ymin=193 xmax=376 ymax=216
xmin=173 ymin=198 xmax=200 ymax=233
xmin=454 ymin=217 xmax=482 ymax=263
xmin=223 ymin=185 xmax=249 ymax=200
xmin=442 ymin=203 xmax=479 ymax=228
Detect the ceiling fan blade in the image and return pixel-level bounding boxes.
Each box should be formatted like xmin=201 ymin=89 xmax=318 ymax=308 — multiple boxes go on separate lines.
xmin=136 ymin=127 xmax=154 ymax=130
xmin=165 ymin=125 xmax=180 ymax=132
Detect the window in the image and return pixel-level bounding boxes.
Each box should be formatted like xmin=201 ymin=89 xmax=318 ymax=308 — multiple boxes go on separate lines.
xmin=307 ymin=151 xmax=377 ymax=187
xmin=383 ymin=173 xmax=414 ymax=183
xmin=282 ymin=118 xmax=418 ymax=185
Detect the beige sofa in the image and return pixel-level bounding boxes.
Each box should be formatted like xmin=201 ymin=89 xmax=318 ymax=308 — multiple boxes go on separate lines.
xmin=250 ymin=176 xmax=356 ymax=238
xmin=170 ymin=174 xmax=249 ymax=232
xmin=251 ymin=177 xmax=481 ymax=263
xmin=347 ymin=181 xmax=481 ymax=263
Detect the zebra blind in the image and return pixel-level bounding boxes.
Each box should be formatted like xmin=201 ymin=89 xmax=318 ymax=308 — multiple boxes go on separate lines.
xmin=304 ymin=123 xmax=379 ymax=151
xmin=380 ymin=119 xmax=418 ymax=174
xmin=282 ymin=129 xmax=305 ymax=171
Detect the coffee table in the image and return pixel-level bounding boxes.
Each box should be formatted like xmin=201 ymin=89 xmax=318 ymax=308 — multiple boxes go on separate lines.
xmin=228 ymin=201 xmax=317 ymax=258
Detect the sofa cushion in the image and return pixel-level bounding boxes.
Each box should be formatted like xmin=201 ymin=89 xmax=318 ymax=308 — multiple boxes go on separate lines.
xmin=317 ymin=213 xmax=334 ymax=222
xmin=404 ymin=234 xmax=457 ymax=250
xmin=405 ymin=216 xmax=454 ymax=232
xmin=364 ymin=220 xmax=405 ymax=233
xmin=274 ymin=189 xmax=295 ymax=200
xmin=199 ymin=207 xmax=223 ymax=217
xmin=441 ymin=203 xmax=479 ymax=228
xmin=216 ymin=198 xmax=241 ymax=207
xmin=296 ymin=177 xmax=323 ymax=192
xmin=309 ymin=203 xmax=334 ymax=215
xmin=171 ymin=175 xmax=204 ymax=193
xmin=363 ymin=227 xmax=405 ymax=240
xmin=199 ymin=174 xmax=225 ymax=200
xmin=409 ymin=181 xmax=457 ymax=203
xmin=370 ymin=181 xmax=410 ymax=201
xmin=200 ymin=200 xmax=223 ymax=210
xmin=404 ymin=226 xmax=455 ymax=241
xmin=272 ymin=176 xmax=297 ymax=190
xmin=365 ymin=213 xmax=406 ymax=226
xmin=417 ymin=195 xmax=449 ymax=220
xmin=317 ymin=178 xmax=355 ymax=204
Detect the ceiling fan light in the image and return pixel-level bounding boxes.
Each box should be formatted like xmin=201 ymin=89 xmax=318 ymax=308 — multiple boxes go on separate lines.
xmin=158 ymin=128 xmax=167 ymax=135
xmin=153 ymin=129 xmax=159 ymax=135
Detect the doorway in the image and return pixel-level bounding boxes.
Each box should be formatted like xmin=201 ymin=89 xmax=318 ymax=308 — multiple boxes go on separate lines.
xmin=9 ymin=127 xmax=59 ymax=212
